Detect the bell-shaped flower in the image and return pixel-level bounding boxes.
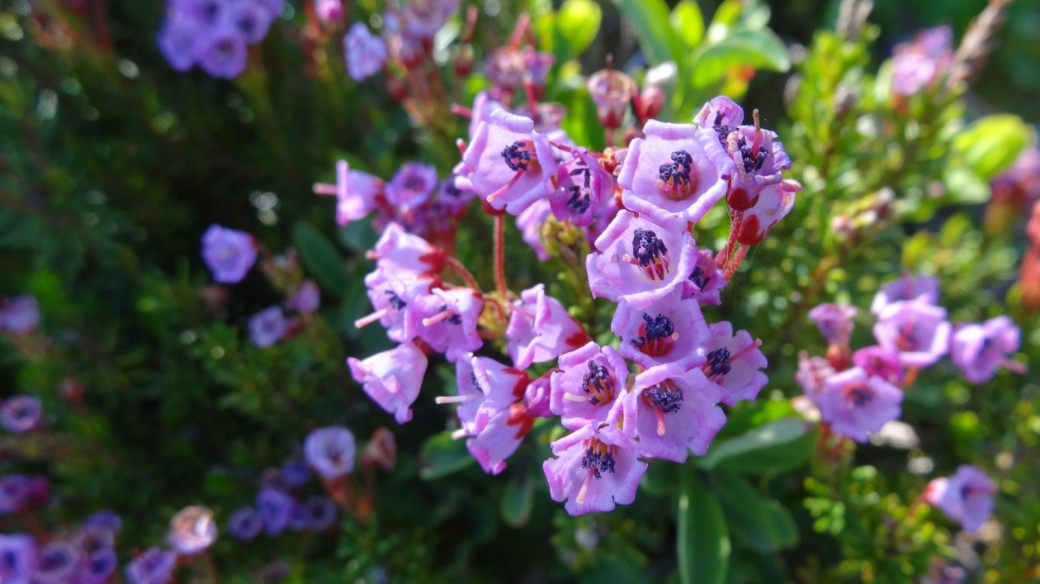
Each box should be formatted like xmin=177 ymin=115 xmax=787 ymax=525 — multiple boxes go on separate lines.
xmin=0 ymin=534 xmax=36 ymax=582
xmin=681 ymin=248 xmax=726 ymax=305
xmin=347 ymin=343 xmax=428 ymax=424
xmin=344 ymin=22 xmax=388 ymax=81
xmin=167 ymin=506 xmax=217 ymax=555
xmin=371 ymin=223 xmax=446 ymax=276
xmin=255 ymin=487 xmax=294 ymax=536
xmin=304 ymin=426 xmax=356 ymax=479
xmin=808 ymin=303 xmax=858 ymax=347
xmin=124 ymin=547 xmax=176 ymax=584
xmin=358 ymin=268 xmax=436 ymax=343
xmin=617 ymin=121 xmax=734 ymax=224
xmin=467 ymin=403 xmax=534 ymax=475
xmin=196 ymin=30 xmax=248 ymax=78
xmin=32 ymin=541 xmax=79 ymax=584
xmin=699 ymin=322 xmax=767 ymax=406
xmin=543 ymin=423 xmax=647 ymax=516
xmin=385 ymin=163 xmax=439 ymax=213
xmin=313 ymin=160 xmax=385 ymax=227
xmin=870 ymin=274 xmax=940 ymax=315
xmin=200 ymin=224 xmax=257 ymax=284
xmin=816 ymin=367 xmax=903 ymax=443
xmin=506 ymin=284 xmax=590 ymax=369
xmin=612 ymin=290 xmax=709 ymax=370
xmin=873 ymin=298 xmax=950 ymax=368
xmin=227 ymin=507 xmax=263 ymax=541
xmin=950 ymin=316 xmax=1024 ymax=383
xmin=548 ymin=148 xmax=614 ymax=227
xmin=249 ymin=306 xmax=290 ymax=348
xmin=735 ymin=179 xmax=800 ymax=246
xmin=80 ymin=548 xmax=118 ymax=584
xmin=550 ymin=342 xmax=629 ymax=430
xmin=586 ymin=211 xmax=696 ymax=309
xmin=614 ymin=363 xmax=726 ymax=463
xmin=923 ymin=465 xmax=995 ymax=533
xmin=0 ymin=396 xmax=42 ymax=433
xmin=852 ymin=345 xmax=905 ymax=385
xmin=693 ymin=96 xmax=745 ymax=143
xmin=411 ymin=287 xmax=483 ymax=363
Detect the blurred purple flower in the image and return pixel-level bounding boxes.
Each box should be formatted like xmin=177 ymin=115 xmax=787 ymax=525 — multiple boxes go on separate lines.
xmin=348 ymin=343 xmax=428 ymax=424
xmin=0 ymin=474 xmax=30 ymax=514
xmin=315 ymin=0 xmax=342 ymax=22
xmin=816 ymin=367 xmax=903 ymax=443
xmin=196 ymin=30 xmax=249 ymax=78
xmin=167 ymin=506 xmax=217 ymax=555
xmin=124 ymin=547 xmax=176 ymax=584
xmin=255 ymin=488 xmax=294 ymax=536
xmin=808 ymin=303 xmax=858 ymax=347
xmin=0 ymin=534 xmax=37 ymax=582
xmin=201 ymin=224 xmax=257 ymax=284
xmin=33 ymin=541 xmax=80 ymax=584
xmin=304 ymin=426 xmax=356 ymax=479
xmin=249 ymin=306 xmax=290 ymax=348
xmin=0 ymin=296 xmax=40 ymax=334
xmin=506 ymin=284 xmax=589 ymax=369
xmin=870 ymin=274 xmax=940 ymax=315
xmin=80 ymin=548 xmax=119 ymax=584
xmin=385 ymin=163 xmax=439 ymax=213
xmin=227 ymin=507 xmax=263 ymax=541
xmin=305 ymin=495 xmax=337 ymax=531
xmin=279 ymin=458 xmax=311 ymax=489
xmin=289 ymin=280 xmax=321 ymax=314
xmin=873 ymin=299 xmax=950 ymax=368
xmin=924 ymin=465 xmax=995 ymax=533
xmin=950 ymin=316 xmax=1024 ymax=383
xmin=1 ymin=396 xmax=43 ymax=433
xmin=344 ymin=23 xmax=388 ymax=81
xmin=891 ymin=26 xmax=953 ymax=96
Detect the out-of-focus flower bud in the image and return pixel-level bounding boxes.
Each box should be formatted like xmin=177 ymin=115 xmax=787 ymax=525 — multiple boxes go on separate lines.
xmin=362 ymin=427 xmax=397 ymax=471
xmin=636 ymin=86 xmax=665 ymax=124
xmin=587 ymin=68 xmax=636 ymax=131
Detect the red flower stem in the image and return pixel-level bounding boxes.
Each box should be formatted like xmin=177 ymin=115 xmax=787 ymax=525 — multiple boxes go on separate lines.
xmin=494 ymin=214 xmax=508 ymax=298
xmin=445 ymin=256 xmax=480 ymax=290
xmin=724 ymin=245 xmax=749 ymax=281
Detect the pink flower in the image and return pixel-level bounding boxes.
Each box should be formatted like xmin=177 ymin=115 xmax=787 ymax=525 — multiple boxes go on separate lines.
xmin=506 ymin=284 xmax=590 ymax=369
xmin=617 ymin=121 xmax=734 ymax=224
xmin=700 ymin=322 xmax=767 ymax=406
xmin=304 ymin=426 xmax=356 ymax=479
xmin=461 ymin=109 xmax=556 ymax=215
xmin=723 ymin=124 xmax=789 ymax=197
xmin=586 ymin=211 xmax=697 ymax=308
xmin=852 ymin=345 xmax=905 ymax=385
xmin=315 ymin=0 xmax=342 ymax=22
xmin=548 ymin=148 xmax=614 ymax=227
xmin=471 ymin=357 xmax=530 ymax=422
xmin=347 ymin=343 xmax=428 ymax=424
xmin=873 ymin=298 xmax=951 ymax=368
xmin=891 ymin=26 xmax=953 ymax=96
xmin=795 ymin=352 xmax=834 ymax=402
xmin=681 ymin=247 xmax=726 ymax=305
xmin=167 ymin=506 xmax=217 ymax=555
xmin=550 ymin=342 xmax=629 ymax=430
xmin=312 ymin=160 xmax=385 ymax=227
xmin=924 ymin=465 xmax=995 ymax=533
xmin=467 ymin=403 xmax=534 ymax=475
xmin=614 ymin=362 xmax=726 ymax=462
xmin=816 ymin=367 xmax=903 ymax=443
xmin=515 ymin=198 xmax=553 ymax=261
xmin=612 ymin=290 xmax=709 ymax=370
xmin=385 ymin=163 xmax=439 ymax=213
xmin=523 ymin=375 xmax=552 ymax=419
xmin=200 ymin=224 xmax=257 ymax=284
xmin=808 ymin=303 xmax=858 ymax=347
xmin=735 ymin=179 xmax=800 ymax=246
xmin=411 ymin=287 xmax=483 ymax=363
xmin=950 ymin=316 xmax=1024 ymax=383
xmin=694 ymin=96 xmax=745 ymax=143
xmin=543 ymin=423 xmax=647 ymax=516
xmin=371 ymin=223 xmax=446 ymax=276
xmin=359 ymin=268 xmax=436 ymax=343
xmin=870 ymin=274 xmax=940 ymax=315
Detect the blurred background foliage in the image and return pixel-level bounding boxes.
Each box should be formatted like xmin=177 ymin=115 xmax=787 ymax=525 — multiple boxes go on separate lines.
xmin=2 ymin=0 xmax=1039 ymax=582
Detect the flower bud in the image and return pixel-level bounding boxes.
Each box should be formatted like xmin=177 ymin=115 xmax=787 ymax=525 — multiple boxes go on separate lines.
xmin=587 ymin=69 xmax=636 ymax=130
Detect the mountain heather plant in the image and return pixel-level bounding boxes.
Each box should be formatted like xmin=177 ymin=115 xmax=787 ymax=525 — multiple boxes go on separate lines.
xmin=2 ymin=0 xmax=1039 ymax=582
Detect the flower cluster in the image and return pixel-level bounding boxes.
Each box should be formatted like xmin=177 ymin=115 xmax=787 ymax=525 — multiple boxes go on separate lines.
xmin=158 ymin=0 xmax=284 ymax=78
xmin=890 ymin=26 xmax=954 ymax=97
xmin=0 ymin=510 xmax=122 ymax=584
xmin=334 ymin=85 xmax=796 ymax=514
xmin=341 ymin=0 xmax=457 ymax=81
xmin=797 ymin=274 xmax=1025 ymax=443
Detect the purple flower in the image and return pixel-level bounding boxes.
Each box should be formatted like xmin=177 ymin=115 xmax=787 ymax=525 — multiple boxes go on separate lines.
xmin=305 ymin=495 xmax=337 ymax=531
xmin=411 ymin=287 xmax=483 ymax=363
xmin=466 ymin=357 xmax=530 ymax=431
xmin=460 ymin=109 xmax=556 ymax=216
xmin=506 ymin=284 xmax=589 ymax=369
xmin=167 ymin=506 xmax=217 ymax=555
xmin=615 ymin=362 xmax=726 ymax=462
xmin=347 ymin=343 xmax=428 ymax=424
xmin=255 ymin=487 xmax=294 ymax=536
xmin=289 ymin=280 xmax=321 ymax=314
xmin=680 ymin=248 xmax=726 ymax=305
xmin=1 ymin=396 xmax=42 ymax=433
xmin=808 ymin=303 xmax=858 ymax=346
xmin=873 ymin=299 xmax=951 ymax=368
xmin=694 ymin=96 xmax=745 ymax=142
xmin=0 ymin=534 xmax=36 ymax=582
xmin=196 ymin=30 xmax=248 ymax=78
xmin=397 ymin=0 xmax=456 ymax=41
xmin=816 ymin=367 xmax=903 ymax=443
xmin=950 ymin=316 xmax=1024 ymax=383
xmin=700 ymin=322 xmax=767 ymax=406
xmin=521 ymin=47 xmax=555 ymax=87
xmin=549 ymin=342 xmax=628 ymax=430
xmin=75 ymin=524 xmax=115 ymax=554
xmin=735 ymin=179 xmax=800 ymax=246
xmin=992 ymin=147 xmax=1040 ymax=204
xmin=371 ymin=223 xmax=446 ymax=276
xmin=485 ymin=48 xmax=526 ymax=95
xmin=385 ymin=163 xmax=438 ymax=213
xmin=315 ymin=0 xmax=342 ymax=22
xmin=870 ymin=274 xmax=940 ymax=315
xmin=611 ymin=289 xmax=709 ymax=370
xmin=515 ymin=197 xmax=553 ymax=261
xmin=924 ymin=465 xmax=995 ymax=533
xmin=124 ymin=547 xmax=176 ymax=584
xmin=543 ymin=423 xmax=647 ymax=516
xmin=852 ymin=345 xmax=905 ymax=385
xmin=248 ymin=306 xmax=290 ymax=348
xmin=358 ymin=268 xmax=435 ymax=343
xmin=32 ymin=541 xmax=79 ymax=583
xmin=448 ymin=355 xmax=485 ymax=435
xmin=617 ymin=121 xmax=734 ymax=224
xmin=157 ymin=17 xmax=198 ymax=71
xmin=227 ymin=1 xmax=275 ymax=44
xmin=344 ymin=23 xmax=387 ymax=81
xmin=0 ymin=474 xmax=30 ymax=513
xmin=434 ymin=174 xmax=478 ymax=216
xmin=891 ymin=26 xmax=953 ymax=96
xmin=586 ymin=69 xmax=636 ymax=129
xmin=547 ymin=148 xmax=613 ymax=227
xmin=80 ymin=549 xmax=118 ymax=584
xmin=1 ymin=296 xmax=40 ymax=334
xmin=795 ymin=352 xmax=834 ymax=403
xmin=523 ymin=375 xmax=552 ymax=419
xmin=227 ymin=507 xmax=263 ymax=541
xmin=313 ymin=160 xmax=385 ymax=227
xmin=586 ymin=211 xmax=696 ymax=308
xmin=466 ymin=403 xmax=533 ymax=475
xmin=84 ymin=510 xmax=122 ymax=533
xmin=279 ymin=458 xmax=311 ymax=489
xmin=286 ymin=501 xmax=312 ymax=531
xmin=304 ymin=426 xmax=356 ymax=479
xmin=201 ymin=224 xmax=257 ymax=284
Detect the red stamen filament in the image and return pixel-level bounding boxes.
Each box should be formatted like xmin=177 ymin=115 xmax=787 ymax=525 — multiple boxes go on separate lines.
xmin=313 ymin=183 xmax=337 ymax=196
xmin=354 ymin=309 xmax=389 ymax=329
xmin=422 ymin=309 xmax=457 ymax=327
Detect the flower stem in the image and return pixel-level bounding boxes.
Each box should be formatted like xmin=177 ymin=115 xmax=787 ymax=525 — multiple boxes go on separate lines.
xmin=494 ymin=214 xmax=508 ymax=298
xmin=445 ymin=256 xmax=480 ymax=290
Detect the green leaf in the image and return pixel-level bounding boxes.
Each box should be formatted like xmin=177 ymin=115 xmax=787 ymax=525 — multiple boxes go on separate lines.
xmin=670 ymin=1 xmax=705 ymax=49
xmin=677 ymin=470 xmax=730 ymax=584
xmin=690 ymin=28 xmax=791 ymax=89
xmin=711 ymin=469 xmax=798 ymax=553
xmin=616 ymin=0 xmax=684 ymax=67
xmin=499 ymin=474 xmax=534 ymax=527
xmin=951 ymin=114 xmax=1034 ymax=181
xmin=943 ymin=167 xmax=991 ymax=205
xmin=555 ymin=0 xmax=602 ymax=59
xmin=419 ymin=431 xmax=474 ymax=480
xmin=292 ymin=222 xmax=352 ymax=293
xmin=697 ymin=418 xmax=815 ymax=473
